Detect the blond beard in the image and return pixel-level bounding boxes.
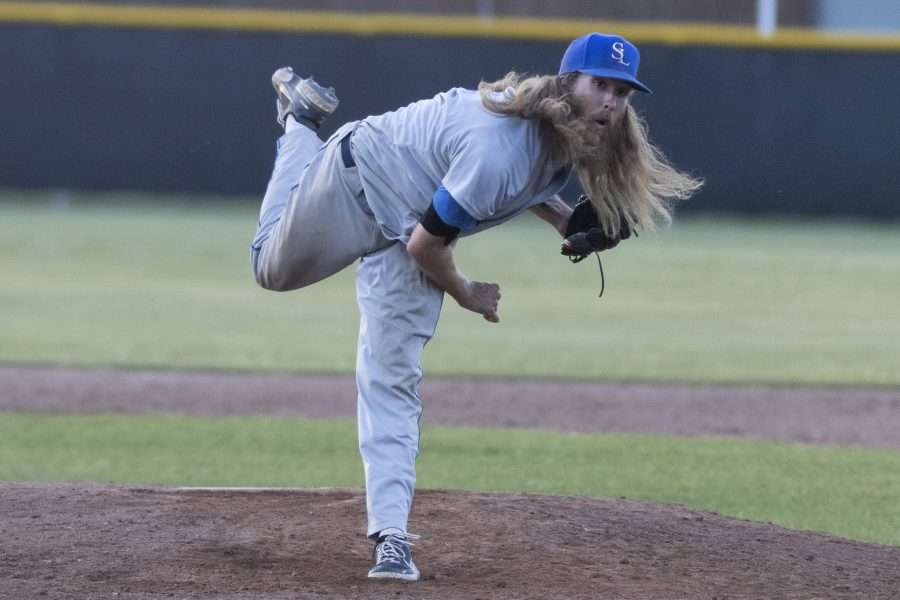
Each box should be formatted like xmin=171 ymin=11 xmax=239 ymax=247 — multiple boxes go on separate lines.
xmin=565 ymin=117 xmax=615 ymax=166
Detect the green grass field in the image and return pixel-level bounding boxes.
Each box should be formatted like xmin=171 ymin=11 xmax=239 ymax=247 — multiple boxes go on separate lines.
xmin=4 ymin=412 xmax=900 ymax=546
xmin=2 ymin=191 xmax=900 ymax=547
xmin=2 ymin=191 xmax=899 ymax=385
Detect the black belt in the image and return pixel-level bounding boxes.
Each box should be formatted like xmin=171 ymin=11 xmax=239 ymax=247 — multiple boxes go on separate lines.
xmin=340 ymin=131 xmax=356 ymax=168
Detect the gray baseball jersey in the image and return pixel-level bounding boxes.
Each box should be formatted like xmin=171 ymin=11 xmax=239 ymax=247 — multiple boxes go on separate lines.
xmin=350 ymin=87 xmax=571 ymax=242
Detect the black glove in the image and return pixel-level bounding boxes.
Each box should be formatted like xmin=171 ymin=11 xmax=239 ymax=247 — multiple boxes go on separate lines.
xmin=561 ymin=195 xmax=632 ymax=263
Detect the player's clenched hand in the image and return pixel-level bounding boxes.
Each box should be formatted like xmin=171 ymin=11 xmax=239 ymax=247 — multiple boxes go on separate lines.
xmin=459 ymin=280 xmax=501 ymax=323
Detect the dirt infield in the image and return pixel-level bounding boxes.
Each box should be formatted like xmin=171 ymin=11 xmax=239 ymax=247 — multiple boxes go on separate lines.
xmin=4 ymin=365 xmax=900 ymax=447
xmin=4 ymin=483 xmax=900 ymax=600
xmin=4 ymin=366 xmax=900 ymax=598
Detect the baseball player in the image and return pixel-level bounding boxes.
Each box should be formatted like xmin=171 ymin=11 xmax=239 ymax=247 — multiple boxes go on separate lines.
xmin=250 ymin=32 xmax=701 ymax=581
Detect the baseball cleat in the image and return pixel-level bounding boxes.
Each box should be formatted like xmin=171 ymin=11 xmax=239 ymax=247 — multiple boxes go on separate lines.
xmin=271 ymin=66 xmax=339 ymax=129
xmin=367 ymin=531 xmax=420 ymax=581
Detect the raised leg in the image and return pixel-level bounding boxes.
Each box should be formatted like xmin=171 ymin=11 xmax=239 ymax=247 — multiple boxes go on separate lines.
xmin=251 ymin=126 xmax=324 ymax=258
xmin=250 ymin=69 xmax=385 ymax=291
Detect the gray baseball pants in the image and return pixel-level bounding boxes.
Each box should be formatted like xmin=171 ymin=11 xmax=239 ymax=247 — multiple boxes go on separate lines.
xmin=251 ymin=125 xmax=444 ymax=537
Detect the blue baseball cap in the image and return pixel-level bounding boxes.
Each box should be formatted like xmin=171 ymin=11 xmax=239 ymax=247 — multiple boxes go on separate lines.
xmin=559 ymin=33 xmax=652 ymax=94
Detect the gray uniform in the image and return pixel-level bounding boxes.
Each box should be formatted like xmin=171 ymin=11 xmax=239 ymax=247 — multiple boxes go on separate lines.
xmin=251 ymin=87 xmax=570 ymax=537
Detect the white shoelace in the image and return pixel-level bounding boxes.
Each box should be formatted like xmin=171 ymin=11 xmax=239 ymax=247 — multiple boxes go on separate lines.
xmin=376 ymin=532 xmax=421 ymax=564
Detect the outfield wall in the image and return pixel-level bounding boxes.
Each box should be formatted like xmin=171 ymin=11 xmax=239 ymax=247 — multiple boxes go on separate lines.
xmin=1 ymin=6 xmax=899 ymax=217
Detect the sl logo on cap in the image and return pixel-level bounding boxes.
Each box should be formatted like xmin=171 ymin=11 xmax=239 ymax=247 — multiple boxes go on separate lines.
xmin=611 ymin=42 xmax=631 ymax=67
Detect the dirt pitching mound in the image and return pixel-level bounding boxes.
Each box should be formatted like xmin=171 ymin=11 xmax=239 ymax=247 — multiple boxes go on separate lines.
xmin=3 ymin=484 xmax=898 ymax=599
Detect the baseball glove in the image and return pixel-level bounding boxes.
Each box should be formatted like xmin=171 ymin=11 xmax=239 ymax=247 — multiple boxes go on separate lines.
xmin=560 ymin=195 xmax=632 ymax=262
xmin=560 ymin=195 xmax=634 ymax=298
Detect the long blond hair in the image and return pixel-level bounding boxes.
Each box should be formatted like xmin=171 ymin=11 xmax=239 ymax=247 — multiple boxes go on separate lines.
xmin=479 ymin=72 xmax=703 ymax=236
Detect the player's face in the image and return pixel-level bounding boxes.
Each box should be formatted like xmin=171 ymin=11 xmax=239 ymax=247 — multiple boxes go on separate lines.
xmin=570 ymin=74 xmax=633 ymax=131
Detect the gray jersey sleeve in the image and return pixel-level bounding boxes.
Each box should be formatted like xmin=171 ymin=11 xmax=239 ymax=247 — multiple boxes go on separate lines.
xmin=441 ymin=135 xmax=532 ymax=223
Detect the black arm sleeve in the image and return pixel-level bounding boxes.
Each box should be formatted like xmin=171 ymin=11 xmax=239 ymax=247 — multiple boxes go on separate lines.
xmin=420 ymin=201 xmax=461 ymax=245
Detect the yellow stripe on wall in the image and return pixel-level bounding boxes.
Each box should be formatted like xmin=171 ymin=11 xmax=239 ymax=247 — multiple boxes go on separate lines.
xmin=1 ymin=1 xmax=898 ymax=52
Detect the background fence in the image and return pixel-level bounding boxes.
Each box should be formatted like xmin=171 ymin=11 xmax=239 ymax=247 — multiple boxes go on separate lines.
xmin=1 ymin=3 xmax=898 ymax=217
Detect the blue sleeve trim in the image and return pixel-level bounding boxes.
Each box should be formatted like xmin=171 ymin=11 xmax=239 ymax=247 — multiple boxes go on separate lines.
xmin=433 ymin=186 xmax=478 ymax=232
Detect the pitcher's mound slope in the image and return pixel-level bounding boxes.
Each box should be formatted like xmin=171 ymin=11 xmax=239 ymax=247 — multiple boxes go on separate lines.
xmin=2 ymin=484 xmax=898 ymax=599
